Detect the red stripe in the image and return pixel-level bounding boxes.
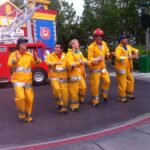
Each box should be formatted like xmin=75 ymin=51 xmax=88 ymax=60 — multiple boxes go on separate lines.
xmin=35 ymin=9 xmax=57 ymax=15
xmin=14 ymin=116 xmax=150 ymax=150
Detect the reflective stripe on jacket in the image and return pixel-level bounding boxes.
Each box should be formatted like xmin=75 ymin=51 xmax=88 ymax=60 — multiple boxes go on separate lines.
xmin=115 ymin=44 xmax=139 ymax=71
xmin=7 ymin=50 xmax=41 ymax=84
xmin=66 ymin=50 xmax=87 ymax=78
xmin=46 ymin=52 xmax=68 ymax=79
xmin=88 ymin=41 xmax=109 ymax=70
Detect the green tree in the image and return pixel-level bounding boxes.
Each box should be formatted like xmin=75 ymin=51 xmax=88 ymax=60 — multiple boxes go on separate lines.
xmin=82 ymin=0 xmax=147 ymax=47
xmin=55 ymin=0 xmax=80 ymax=50
xmin=10 ymin=0 xmax=23 ymax=7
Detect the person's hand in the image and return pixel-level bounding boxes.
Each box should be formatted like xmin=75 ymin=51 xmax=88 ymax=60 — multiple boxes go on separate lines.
xmin=92 ymin=56 xmax=103 ymax=65
xmin=128 ymin=55 xmax=137 ymax=59
xmin=92 ymin=58 xmax=99 ymax=65
xmin=129 ymin=54 xmax=139 ymax=59
xmin=109 ymin=52 xmax=115 ymax=59
xmin=53 ymin=62 xmax=63 ymax=68
xmin=16 ymin=51 xmax=20 ymax=60
xmin=33 ymin=51 xmax=38 ymax=60
xmin=80 ymin=60 xmax=84 ymax=65
xmin=97 ymin=56 xmax=103 ymax=61
xmin=72 ymin=62 xmax=77 ymax=67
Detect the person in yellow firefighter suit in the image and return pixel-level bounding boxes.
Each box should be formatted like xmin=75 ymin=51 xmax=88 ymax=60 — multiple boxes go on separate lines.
xmin=88 ymin=28 xmax=114 ymax=107
xmin=7 ymin=38 xmax=41 ymax=122
xmin=46 ymin=42 xmax=68 ymax=114
xmin=115 ymin=35 xmax=139 ymax=102
xmin=67 ymin=39 xmax=87 ymax=112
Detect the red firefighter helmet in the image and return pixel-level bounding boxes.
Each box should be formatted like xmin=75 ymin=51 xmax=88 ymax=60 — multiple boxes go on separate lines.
xmin=93 ymin=28 xmax=104 ymax=36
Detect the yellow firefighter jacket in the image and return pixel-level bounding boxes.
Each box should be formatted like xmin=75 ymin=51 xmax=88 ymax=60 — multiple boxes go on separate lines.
xmin=46 ymin=52 xmax=68 ymax=79
xmin=7 ymin=50 xmax=41 ymax=84
xmin=115 ymin=44 xmax=139 ymax=72
xmin=88 ymin=41 xmax=109 ymax=70
xmin=66 ymin=49 xmax=87 ymax=80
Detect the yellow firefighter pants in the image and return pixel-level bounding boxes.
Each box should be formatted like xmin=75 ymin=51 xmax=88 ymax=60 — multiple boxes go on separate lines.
xmin=14 ymin=86 xmax=34 ymax=115
xmin=50 ymin=80 xmax=68 ymax=110
xmin=116 ymin=70 xmax=134 ymax=98
xmin=69 ymin=77 xmax=86 ymax=109
xmin=89 ymin=71 xmax=110 ymax=105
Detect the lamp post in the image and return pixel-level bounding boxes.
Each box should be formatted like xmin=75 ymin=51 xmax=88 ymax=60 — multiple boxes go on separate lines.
xmin=138 ymin=1 xmax=150 ymax=53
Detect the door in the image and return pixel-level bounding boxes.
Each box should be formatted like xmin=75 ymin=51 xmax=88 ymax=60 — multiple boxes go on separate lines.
xmin=0 ymin=46 xmax=11 ymax=82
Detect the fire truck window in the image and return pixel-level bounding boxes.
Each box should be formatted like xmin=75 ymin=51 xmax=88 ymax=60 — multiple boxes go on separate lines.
xmin=27 ymin=47 xmax=36 ymax=54
xmin=9 ymin=48 xmax=16 ymax=53
xmin=0 ymin=47 xmax=6 ymax=52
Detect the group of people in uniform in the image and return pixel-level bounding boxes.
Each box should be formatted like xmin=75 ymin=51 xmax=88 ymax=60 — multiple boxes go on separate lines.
xmin=7 ymin=28 xmax=139 ymax=122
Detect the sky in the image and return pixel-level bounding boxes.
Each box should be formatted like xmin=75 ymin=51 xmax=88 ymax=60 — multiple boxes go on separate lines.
xmin=67 ymin=0 xmax=84 ymax=16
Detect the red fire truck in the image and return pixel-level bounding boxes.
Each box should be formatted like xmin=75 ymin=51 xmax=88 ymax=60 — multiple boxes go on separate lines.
xmin=0 ymin=42 xmax=50 ymax=85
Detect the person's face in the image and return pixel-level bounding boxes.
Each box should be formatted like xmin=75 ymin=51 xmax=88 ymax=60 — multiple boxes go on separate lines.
xmin=55 ymin=44 xmax=62 ymax=54
xmin=94 ymin=35 xmax=103 ymax=44
xmin=72 ymin=40 xmax=80 ymax=50
xmin=121 ymin=38 xmax=128 ymax=45
xmin=19 ymin=42 xmax=27 ymax=54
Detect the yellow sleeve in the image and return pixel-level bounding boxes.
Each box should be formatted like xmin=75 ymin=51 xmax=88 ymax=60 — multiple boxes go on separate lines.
xmin=104 ymin=42 xmax=110 ymax=58
xmin=66 ymin=52 xmax=74 ymax=68
xmin=7 ymin=52 xmax=18 ymax=68
xmin=80 ymin=52 xmax=87 ymax=63
xmin=88 ymin=45 xmax=94 ymax=61
xmin=46 ymin=54 xmax=54 ymax=66
xmin=130 ymin=46 xmax=139 ymax=54
xmin=115 ymin=47 xmax=127 ymax=61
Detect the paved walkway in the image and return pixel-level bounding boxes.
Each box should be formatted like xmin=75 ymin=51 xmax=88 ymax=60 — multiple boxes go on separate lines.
xmin=109 ymin=72 xmax=150 ymax=82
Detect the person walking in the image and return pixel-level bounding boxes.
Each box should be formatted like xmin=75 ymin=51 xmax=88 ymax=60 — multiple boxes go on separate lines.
xmin=8 ymin=38 xmax=41 ymax=122
xmin=115 ymin=35 xmax=139 ymax=102
xmin=88 ymin=28 xmax=113 ymax=107
xmin=46 ymin=42 xmax=68 ymax=114
xmin=67 ymin=39 xmax=87 ymax=112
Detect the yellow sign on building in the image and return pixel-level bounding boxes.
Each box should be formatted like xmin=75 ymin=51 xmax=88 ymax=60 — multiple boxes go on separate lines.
xmin=6 ymin=4 xmax=11 ymax=15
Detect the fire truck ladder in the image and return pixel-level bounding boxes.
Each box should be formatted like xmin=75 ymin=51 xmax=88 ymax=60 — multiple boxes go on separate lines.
xmin=0 ymin=1 xmax=41 ymax=43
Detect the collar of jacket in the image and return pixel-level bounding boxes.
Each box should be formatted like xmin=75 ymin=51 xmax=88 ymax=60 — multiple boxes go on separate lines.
xmin=72 ymin=49 xmax=80 ymax=54
xmin=119 ymin=44 xmax=128 ymax=50
xmin=93 ymin=41 xmax=103 ymax=46
xmin=17 ymin=50 xmax=30 ymax=55
xmin=53 ymin=52 xmax=65 ymax=59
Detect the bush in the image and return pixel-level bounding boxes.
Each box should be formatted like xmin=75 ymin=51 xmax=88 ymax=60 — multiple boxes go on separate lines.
xmin=134 ymin=45 xmax=150 ymax=55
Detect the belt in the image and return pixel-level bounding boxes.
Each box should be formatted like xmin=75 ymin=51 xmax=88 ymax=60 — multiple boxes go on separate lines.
xmin=54 ymin=67 xmax=67 ymax=72
xmin=69 ymin=76 xmax=81 ymax=82
xmin=90 ymin=68 xmax=106 ymax=73
xmin=49 ymin=77 xmax=68 ymax=83
xmin=49 ymin=77 xmax=59 ymax=81
xmin=59 ymin=78 xmax=68 ymax=83
xmin=13 ymin=82 xmax=32 ymax=88
xmin=14 ymin=67 xmax=32 ymax=73
xmin=116 ymin=69 xmax=126 ymax=74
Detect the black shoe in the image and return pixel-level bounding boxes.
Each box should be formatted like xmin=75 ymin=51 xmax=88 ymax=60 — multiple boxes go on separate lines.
xmin=79 ymin=101 xmax=84 ymax=104
xmin=58 ymin=110 xmax=68 ymax=114
xmin=118 ymin=98 xmax=128 ymax=103
xmin=92 ymin=103 xmax=99 ymax=107
xmin=101 ymin=98 xmax=108 ymax=104
xmin=127 ymin=96 xmax=135 ymax=100
xmin=56 ymin=105 xmax=62 ymax=110
xmin=70 ymin=108 xmax=79 ymax=112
